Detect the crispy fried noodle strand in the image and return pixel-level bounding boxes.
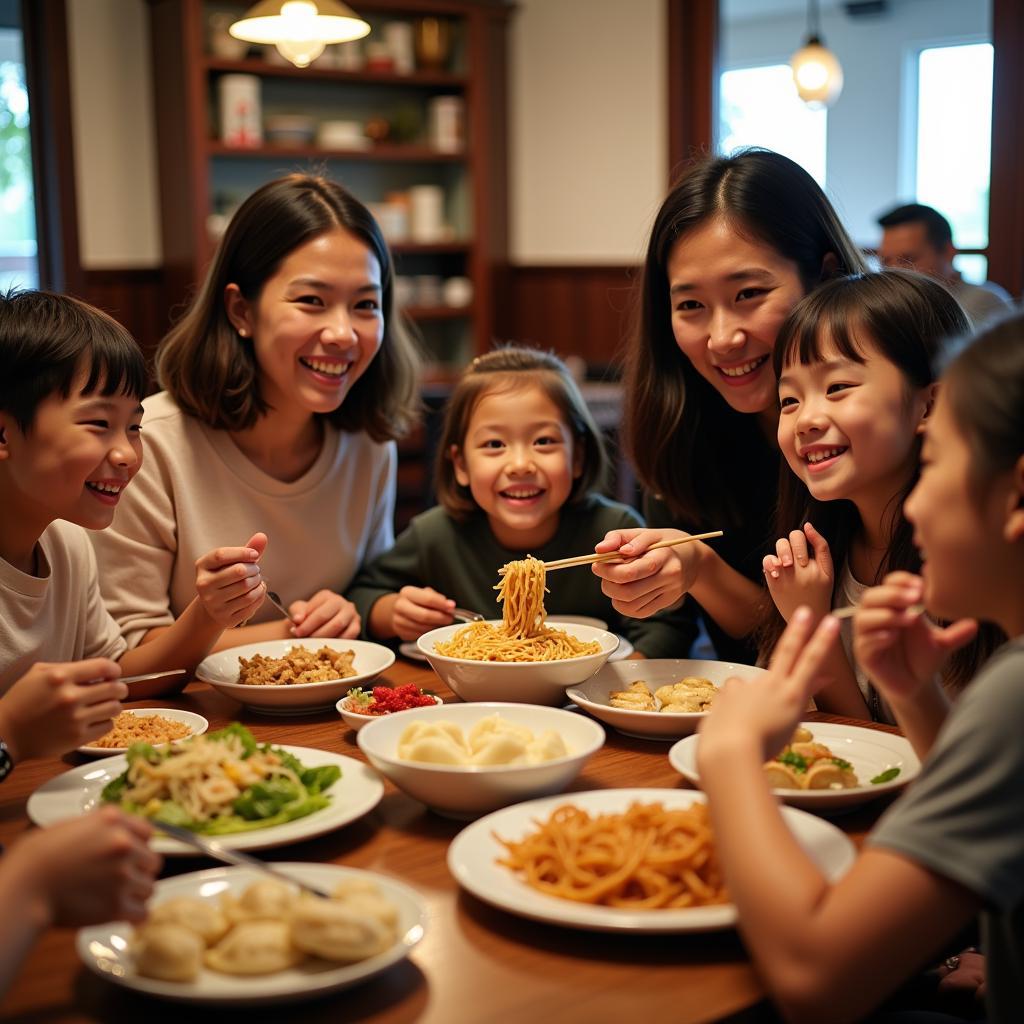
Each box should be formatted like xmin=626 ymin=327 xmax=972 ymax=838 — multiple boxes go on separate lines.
xmin=496 ymin=802 xmax=729 ymax=909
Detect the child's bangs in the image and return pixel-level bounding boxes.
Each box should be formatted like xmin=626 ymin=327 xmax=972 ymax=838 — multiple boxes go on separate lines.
xmin=76 ymin=324 xmax=148 ymax=400
xmin=775 ymin=290 xmax=868 ymax=375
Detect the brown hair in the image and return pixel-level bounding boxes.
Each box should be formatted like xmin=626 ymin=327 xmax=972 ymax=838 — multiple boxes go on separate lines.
xmin=758 ymin=270 xmax=997 ymax=691
xmin=434 ymin=346 xmax=609 ymax=520
xmin=623 ymin=148 xmax=867 ymax=528
xmin=156 ymin=173 xmax=420 ymax=441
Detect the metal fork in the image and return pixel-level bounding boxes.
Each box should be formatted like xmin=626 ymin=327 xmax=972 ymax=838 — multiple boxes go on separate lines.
xmin=155 ymin=822 xmax=331 ymax=898
xmin=452 ymin=607 xmax=485 ymax=623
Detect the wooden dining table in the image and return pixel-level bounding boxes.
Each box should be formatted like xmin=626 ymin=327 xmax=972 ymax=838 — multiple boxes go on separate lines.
xmin=0 ymin=656 xmax=900 ymax=1024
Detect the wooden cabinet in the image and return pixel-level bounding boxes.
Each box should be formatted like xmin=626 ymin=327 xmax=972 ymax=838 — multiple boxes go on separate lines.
xmin=147 ymin=0 xmax=511 ymax=374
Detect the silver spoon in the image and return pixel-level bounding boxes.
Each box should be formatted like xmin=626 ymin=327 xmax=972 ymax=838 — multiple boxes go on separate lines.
xmin=264 ymin=587 xmax=293 ymax=621
xmin=155 ymin=822 xmax=330 ymax=898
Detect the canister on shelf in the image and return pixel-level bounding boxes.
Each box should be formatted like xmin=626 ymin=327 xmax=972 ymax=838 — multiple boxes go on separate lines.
xmin=428 ymin=96 xmax=464 ymax=153
xmin=409 ymin=185 xmax=445 ymax=243
xmin=217 ymin=74 xmax=262 ymax=147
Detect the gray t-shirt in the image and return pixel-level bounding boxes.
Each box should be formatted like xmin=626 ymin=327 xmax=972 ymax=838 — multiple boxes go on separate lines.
xmin=869 ymin=637 xmax=1024 ymax=1023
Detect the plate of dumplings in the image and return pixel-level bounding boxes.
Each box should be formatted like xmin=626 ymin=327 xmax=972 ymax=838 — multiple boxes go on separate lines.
xmin=76 ymin=864 xmax=426 ymax=1004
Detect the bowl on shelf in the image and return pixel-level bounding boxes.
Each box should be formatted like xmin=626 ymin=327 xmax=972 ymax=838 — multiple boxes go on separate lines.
xmin=356 ymin=701 xmax=605 ymax=817
xmin=415 ymin=620 xmax=618 ymax=705
xmin=264 ymin=114 xmax=316 ymax=147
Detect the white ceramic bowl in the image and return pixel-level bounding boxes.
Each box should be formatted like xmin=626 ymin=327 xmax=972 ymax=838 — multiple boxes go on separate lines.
xmin=77 ymin=708 xmax=209 ymax=757
xmin=415 ymin=621 xmax=618 ymax=705
xmin=336 ymin=692 xmax=443 ymax=732
xmin=566 ymin=658 xmax=766 ymax=740
xmin=356 ymin=702 xmax=605 ymax=818
xmin=195 ymin=638 xmax=395 ymax=715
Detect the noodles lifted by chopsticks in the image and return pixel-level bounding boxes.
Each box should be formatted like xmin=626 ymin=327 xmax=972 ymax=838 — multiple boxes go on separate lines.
xmin=496 ymin=801 xmax=729 ymax=909
xmin=433 ymin=555 xmax=601 ymax=662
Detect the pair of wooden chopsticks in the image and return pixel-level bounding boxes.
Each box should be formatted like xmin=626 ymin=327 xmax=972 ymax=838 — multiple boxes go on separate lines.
xmin=831 ymin=602 xmax=925 ymax=620
xmin=542 ymin=531 xmax=724 ymax=572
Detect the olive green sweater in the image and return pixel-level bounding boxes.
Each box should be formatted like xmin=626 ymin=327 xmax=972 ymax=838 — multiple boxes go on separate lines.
xmin=345 ymin=494 xmax=684 ymax=657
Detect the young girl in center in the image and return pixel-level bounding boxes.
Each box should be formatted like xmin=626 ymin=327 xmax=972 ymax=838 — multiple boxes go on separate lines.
xmin=759 ymin=270 xmax=1000 ymax=721
xmin=696 ymin=311 xmax=1024 ymax=1022
xmin=346 ymin=346 xmax=680 ymax=656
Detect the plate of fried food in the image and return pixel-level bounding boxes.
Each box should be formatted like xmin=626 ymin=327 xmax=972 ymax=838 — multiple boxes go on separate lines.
xmin=77 ymin=708 xmax=209 ymax=757
xmin=447 ymin=788 xmax=855 ymax=932
xmin=76 ymin=863 xmax=426 ymax=1004
xmin=669 ymin=722 xmax=921 ymax=810
xmin=565 ymin=659 xmax=766 ymax=739
xmin=195 ymin=638 xmax=395 ymax=714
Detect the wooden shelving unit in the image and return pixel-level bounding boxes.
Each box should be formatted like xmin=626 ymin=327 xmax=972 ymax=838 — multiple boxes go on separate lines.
xmin=148 ymin=0 xmax=511 ymax=379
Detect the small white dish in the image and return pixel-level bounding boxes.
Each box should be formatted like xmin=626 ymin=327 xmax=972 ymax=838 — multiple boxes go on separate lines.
xmin=195 ymin=638 xmax=395 ymax=715
xmin=77 ymin=708 xmax=208 ymax=757
xmin=357 ymin=702 xmax=605 ymax=818
xmin=566 ymin=659 xmax=766 ymax=740
xmin=336 ymin=692 xmax=443 ymax=732
xmin=448 ymin=788 xmax=855 ymax=932
xmin=28 ymin=746 xmax=383 ymax=855
xmin=669 ymin=721 xmax=921 ymax=811
xmin=76 ymin=863 xmax=426 ymax=1005
xmin=416 ymin=621 xmax=618 ymax=705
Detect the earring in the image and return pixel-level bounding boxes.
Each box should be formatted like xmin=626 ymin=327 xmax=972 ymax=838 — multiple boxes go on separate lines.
xmin=238 ymin=328 xmax=248 ymax=337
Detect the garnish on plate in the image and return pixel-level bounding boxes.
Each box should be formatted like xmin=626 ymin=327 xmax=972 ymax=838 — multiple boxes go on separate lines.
xmin=870 ymin=767 xmax=901 ymax=785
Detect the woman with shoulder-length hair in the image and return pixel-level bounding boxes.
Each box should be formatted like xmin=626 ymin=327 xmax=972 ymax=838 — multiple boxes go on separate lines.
xmin=593 ymin=149 xmax=867 ymax=664
xmin=93 ymin=172 xmax=421 ymax=649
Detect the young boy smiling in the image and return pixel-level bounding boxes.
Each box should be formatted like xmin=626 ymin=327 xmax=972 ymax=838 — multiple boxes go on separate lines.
xmin=0 ymin=291 xmax=267 ymax=774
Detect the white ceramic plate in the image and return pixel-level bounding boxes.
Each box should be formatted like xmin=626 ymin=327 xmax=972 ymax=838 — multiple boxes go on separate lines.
xmin=78 ymin=709 xmax=209 ymax=757
xmin=566 ymin=659 xmax=766 ymax=740
xmin=76 ymin=863 xmax=426 ymax=1005
xmin=195 ymin=638 xmax=395 ymax=715
xmin=669 ymin=722 xmax=921 ymax=810
xmin=448 ymin=788 xmax=855 ymax=932
xmin=27 ymin=745 xmax=383 ymax=855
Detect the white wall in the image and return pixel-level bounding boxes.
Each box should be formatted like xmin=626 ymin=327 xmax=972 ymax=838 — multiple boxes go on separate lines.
xmin=509 ymin=0 xmax=667 ymax=264
xmin=721 ymin=0 xmax=990 ymax=246
xmin=66 ymin=0 xmax=161 ymax=268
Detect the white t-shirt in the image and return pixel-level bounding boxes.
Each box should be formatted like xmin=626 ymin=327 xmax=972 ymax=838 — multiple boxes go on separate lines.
xmin=90 ymin=392 xmax=397 ymax=647
xmin=836 ymin=561 xmax=896 ymax=724
xmin=0 ymin=520 xmax=126 ymax=693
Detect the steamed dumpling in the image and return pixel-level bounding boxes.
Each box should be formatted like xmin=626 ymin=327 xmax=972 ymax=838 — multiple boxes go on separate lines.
xmin=525 ymin=730 xmax=568 ymax=764
xmin=471 ymin=732 xmax=529 ymax=765
xmin=204 ymin=920 xmax=305 ymax=975
xmin=397 ymin=721 xmax=469 ymax=764
xmin=332 ymin=880 xmax=400 ymax=931
xmin=290 ymin=896 xmax=396 ymax=962
xmin=148 ymin=895 xmax=231 ymax=946
xmin=468 ymin=715 xmax=532 ymax=750
xmin=133 ymin=922 xmax=204 ymax=981
xmin=221 ymin=879 xmax=295 ymax=923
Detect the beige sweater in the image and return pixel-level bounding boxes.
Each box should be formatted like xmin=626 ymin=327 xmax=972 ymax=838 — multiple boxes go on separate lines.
xmin=1 ymin=520 xmax=126 ymax=692
xmin=91 ymin=392 xmax=396 ymax=648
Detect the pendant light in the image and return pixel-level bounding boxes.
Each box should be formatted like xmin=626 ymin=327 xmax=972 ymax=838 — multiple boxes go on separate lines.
xmin=790 ymin=0 xmax=844 ymax=109
xmin=229 ymin=0 xmax=370 ymax=69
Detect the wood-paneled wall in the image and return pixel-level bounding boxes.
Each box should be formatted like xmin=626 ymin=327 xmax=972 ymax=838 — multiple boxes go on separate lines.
xmin=498 ymin=264 xmax=639 ymax=371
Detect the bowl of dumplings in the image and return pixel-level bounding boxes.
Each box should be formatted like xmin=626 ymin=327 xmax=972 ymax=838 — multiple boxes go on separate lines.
xmin=356 ymin=702 xmax=605 ymax=818
xmin=75 ymin=864 xmax=427 ymax=1004
xmin=566 ymin=658 xmax=768 ymax=740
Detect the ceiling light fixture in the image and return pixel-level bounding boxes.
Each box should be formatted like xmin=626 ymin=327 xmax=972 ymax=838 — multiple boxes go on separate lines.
xmin=790 ymin=0 xmax=844 ymax=109
xmin=230 ymin=0 xmax=370 ymax=69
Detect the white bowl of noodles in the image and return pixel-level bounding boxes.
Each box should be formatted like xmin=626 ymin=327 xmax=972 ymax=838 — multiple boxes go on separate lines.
xmin=415 ymin=621 xmax=618 ymax=705
xmin=357 ymin=702 xmax=605 ymax=817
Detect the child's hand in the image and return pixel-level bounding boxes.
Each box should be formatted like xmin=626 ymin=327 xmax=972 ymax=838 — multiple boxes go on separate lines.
xmin=853 ymin=572 xmax=978 ymax=702
xmin=391 ymin=586 xmax=456 ymax=641
xmin=591 ymin=528 xmax=702 ymax=618
xmin=195 ymin=532 xmax=267 ymax=627
xmin=6 ymin=806 xmax=160 ymax=926
xmin=762 ymin=521 xmax=834 ymax=622
xmin=0 ymin=659 xmax=127 ymax=762
xmin=698 ymin=608 xmax=841 ymax=768
xmin=289 ymin=591 xmax=361 ymax=639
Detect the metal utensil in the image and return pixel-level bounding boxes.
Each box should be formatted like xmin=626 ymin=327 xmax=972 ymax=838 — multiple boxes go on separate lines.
xmin=154 ymin=822 xmax=331 ymax=898
xmin=117 ymin=669 xmax=188 ymax=686
xmin=452 ymin=607 xmax=485 ymax=623
xmin=264 ymin=587 xmax=293 ymax=621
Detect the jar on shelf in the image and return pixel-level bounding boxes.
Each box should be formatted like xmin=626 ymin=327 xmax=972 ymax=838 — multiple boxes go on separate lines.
xmin=384 ymin=21 xmax=415 ymax=74
xmin=414 ymin=17 xmax=452 ymax=72
xmin=217 ymin=74 xmax=262 ymax=147
xmin=409 ymin=185 xmax=445 ymax=243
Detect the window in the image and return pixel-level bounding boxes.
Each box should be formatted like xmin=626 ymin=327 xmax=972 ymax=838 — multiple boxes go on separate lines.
xmin=915 ymin=42 xmax=993 ymax=260
xmin=719 ymin=64 xmax=827 ymax=188
xmin=0 ymin=14 xmax=38 ymax=292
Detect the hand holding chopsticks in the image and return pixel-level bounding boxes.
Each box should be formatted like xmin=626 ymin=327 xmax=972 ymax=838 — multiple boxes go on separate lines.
xmin=543 ymin=531 xmax=724 ymax=572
